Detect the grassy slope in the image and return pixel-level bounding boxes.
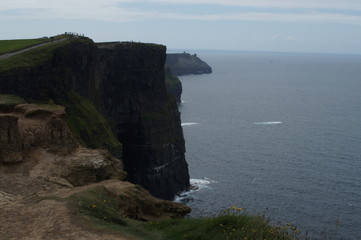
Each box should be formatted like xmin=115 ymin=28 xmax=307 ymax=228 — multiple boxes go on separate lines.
xmin=0 ymin=41 xmax=64 ymax=71
xmin=0 ymin=94 xmax=26 ymax=105
xmin=0 ymin=94 xmax=26 ymax=112
xmin=62 ymin=91 xmax=122 ymax=153
xmin=0 ymin=38 xmax=51 ymax=55
xmin=65 ymin=187 xmax=300 ymax=240
xmin=0 ymin=37 xmax=90 ymax=72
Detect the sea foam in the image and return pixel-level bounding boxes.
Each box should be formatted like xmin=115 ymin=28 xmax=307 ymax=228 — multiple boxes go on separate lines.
xmin=181 ymin=122 xmax=199 ymax=126
xmin=254 ymin=121 xmax=282 ymax=125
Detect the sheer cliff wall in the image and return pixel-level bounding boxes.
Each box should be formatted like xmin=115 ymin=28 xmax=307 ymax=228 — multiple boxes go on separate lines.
xmin=0 ymin=38 xmax=190 ymax=200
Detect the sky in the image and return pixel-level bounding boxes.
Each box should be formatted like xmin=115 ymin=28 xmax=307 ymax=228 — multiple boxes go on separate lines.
xmin=1 ymin=0 xmax=361 ymax=54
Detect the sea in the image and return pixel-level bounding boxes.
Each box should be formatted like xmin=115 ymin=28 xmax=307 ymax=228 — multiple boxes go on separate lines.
xmin=175 ymin=51 xmax=361 ymax=239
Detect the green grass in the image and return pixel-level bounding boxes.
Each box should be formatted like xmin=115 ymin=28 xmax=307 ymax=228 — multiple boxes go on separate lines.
xmin=68 ymin=186 xmax=127 ymax=226
xmin=0 ymin=94 xmax=26 ymax=105
xmin=165 ymin=70 xmax=181 ymax=87
xmin=0 ymin=40 xmax=67 ymax=71
xmin=0 ymin=37 xmax=92 ymax=72
xmin=0 ymin=94 xmax=26 ymax=112
xmin=0 ymin=38 xmax=51 ymax=55
xmin=146 ymin=207 xmax=300 ymax=240
xmin=66 ymin=187 xmax=300 ymax=240
xmin=62 ymin=91 xmax=122 ymax=154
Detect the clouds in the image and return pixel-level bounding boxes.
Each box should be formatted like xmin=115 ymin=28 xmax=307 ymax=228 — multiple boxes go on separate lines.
xmin=135 ymin=0 xmax=361 ymax=11
xmin=1 ymin=0 xmax=361 ymax=25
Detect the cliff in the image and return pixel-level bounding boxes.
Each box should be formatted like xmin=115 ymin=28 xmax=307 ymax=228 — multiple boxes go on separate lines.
xmin=165 ymin=68 xmax=182 ymax=103
xmin=165 ymin=52 xmax=212 ymax=76
xmin=0 ymin=101 xmax=190 ymax=239
xmin=0 ymin=37 xmax=190 ymax=200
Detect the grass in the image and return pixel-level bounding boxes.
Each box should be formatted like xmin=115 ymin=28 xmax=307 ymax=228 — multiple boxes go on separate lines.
xmin=165 ymin=70 xmax=181 ymax=87
xmin=0 ymin=40 xmax=66 ymax=71
xmin=66 ymin=187 xmax=300 ymax=240
xmin=144 ymin=207 xmax=300 ymax=240
xmin=67 ymin=186 xmax=127 ymax=226
xmin=0 ymin=38 xmax=51 ymax=55
xmin=0 ymin=94 xmax=26 ymax=105
xmin=0 ymin=94 xmax=26 ymax=112
xmin=62 ymin=91 xmax=122 ymax=154
xmin=0 ymin=37 xmax=91 ymax=72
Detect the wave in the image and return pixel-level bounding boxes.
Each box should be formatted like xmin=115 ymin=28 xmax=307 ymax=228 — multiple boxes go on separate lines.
xmin=254 ymin=121 xmax=282 ymax=125
xmin=181 ymin=122 xmax=199 ymax=126
xmin=174 ymin=178 xmax=216 ymax=204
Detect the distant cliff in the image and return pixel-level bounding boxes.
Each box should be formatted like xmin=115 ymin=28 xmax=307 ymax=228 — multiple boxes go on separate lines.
xmin=0 ymin=37 xmax=190 ymax=200
xmin=165 ymin=52 xmax=212 ymax=76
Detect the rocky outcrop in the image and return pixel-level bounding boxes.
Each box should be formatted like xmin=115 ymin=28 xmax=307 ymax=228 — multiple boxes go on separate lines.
xmin=0 ymin=115 xmax=22 ymax=163
xmin=0 ymin=103 xmax=76 ymax=164
xmin=0 ymin=38 xmax=190 ymax=200
xmin=165 ymin=52 xmax=212 ymax=76
xmin=65 ymin=180 xmax=191 ymax=222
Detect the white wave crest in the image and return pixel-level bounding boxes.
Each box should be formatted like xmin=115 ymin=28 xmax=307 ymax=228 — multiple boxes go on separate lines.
xmin=254 ymin=121 xmax=282 ymax=125
xmin=174 ymin=178 xmax=216 ymax=204
xmin=181 ymin=122 xmax=199 ymax=126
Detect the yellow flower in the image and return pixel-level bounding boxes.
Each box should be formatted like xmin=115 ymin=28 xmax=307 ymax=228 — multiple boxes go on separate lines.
xmin=91 ymin=204 xmax=96 ymax=208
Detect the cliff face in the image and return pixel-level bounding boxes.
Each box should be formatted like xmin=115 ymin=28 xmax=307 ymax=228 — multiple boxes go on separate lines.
xmin=165 ymin=68 xmax=182 ymax=103
xmin=0 ymin=39 xmax=190 ymax=200
xmin=93 ymin=43 xmax=189 ymax=199
xmin=0 ymin=103 xmax=76 ymax=164
xmin=165 ymin=53 xmax=212 ymax=76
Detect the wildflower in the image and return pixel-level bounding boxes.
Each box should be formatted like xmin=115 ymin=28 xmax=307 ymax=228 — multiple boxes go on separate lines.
xmin=91 ymin=204 xmax=97 ymax=208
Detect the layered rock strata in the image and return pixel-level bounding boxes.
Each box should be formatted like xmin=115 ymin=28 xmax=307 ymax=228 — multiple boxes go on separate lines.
xmin=0 ymin=38 xmax=190 ymax=199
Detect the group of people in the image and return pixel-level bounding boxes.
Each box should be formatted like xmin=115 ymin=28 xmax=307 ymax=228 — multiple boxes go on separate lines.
xmin=64 ymin=32 xmax=85 ymax=37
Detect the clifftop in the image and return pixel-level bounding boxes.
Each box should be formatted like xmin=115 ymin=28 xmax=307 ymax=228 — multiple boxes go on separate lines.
xmin=165 ymin=52 xmax=212 ymax=76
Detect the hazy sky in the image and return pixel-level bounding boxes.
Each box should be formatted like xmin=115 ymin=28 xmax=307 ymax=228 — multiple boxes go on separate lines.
xmin=1 ymin=0 xmax=361 ymax=54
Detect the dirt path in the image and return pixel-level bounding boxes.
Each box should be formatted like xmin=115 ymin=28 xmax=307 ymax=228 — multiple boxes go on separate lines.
xmin=0 ymin=149 xmax=133 ymax=240
xmin=0 ymin=38 xmax=68 ymax=60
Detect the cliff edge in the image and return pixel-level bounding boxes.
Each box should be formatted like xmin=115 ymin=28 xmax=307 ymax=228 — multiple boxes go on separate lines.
xmin=0 ymin=36 xmax=190 ymax=200
xmin=0 ymin=99 xmax=190 ymax=240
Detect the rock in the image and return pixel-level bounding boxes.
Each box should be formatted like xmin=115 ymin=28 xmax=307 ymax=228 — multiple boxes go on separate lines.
xmin=0 ymin=39 xmax=190 ymax=199
xmin=0 ymin=115 xmax=23 ymax=164
xmin=103 ymin=180 xmax=191 ymax=221
xmin=63 ymin=148 xmax=127 ymax=186
xmin=0 ymin=103 xmax=77 ymax=164
xmin=165 ymin=52 xmax=212 ymax=76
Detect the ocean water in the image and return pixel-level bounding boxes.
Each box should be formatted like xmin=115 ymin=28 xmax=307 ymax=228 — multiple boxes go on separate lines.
xmin=176 ymin=51 xmax=361 ymax=239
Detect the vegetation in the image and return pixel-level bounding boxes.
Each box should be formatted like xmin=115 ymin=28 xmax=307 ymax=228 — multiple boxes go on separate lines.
xmin=66 ymin=187 xmax=300 ymax=240
xmin=0 ymin=40 xmax=64 ymax=71
xmin=0 ymin=38 xmax=51 ymax=55
xmin=0 ymin=94 xmax=26 ymax=112
xmin=68 ymin=187 xmax=126 ymax=226
xmin=165 ymin=68 xmax=181 ymax=87
xmin=62 ymin=91 xmax=122 ymax=154
xmin=0 ymin=37 xmax=92 ymax=72
xmin=146 ymin=207 xmax=300 ymax=240
xmin=0 ymin=94 xmax=26 ymax=106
